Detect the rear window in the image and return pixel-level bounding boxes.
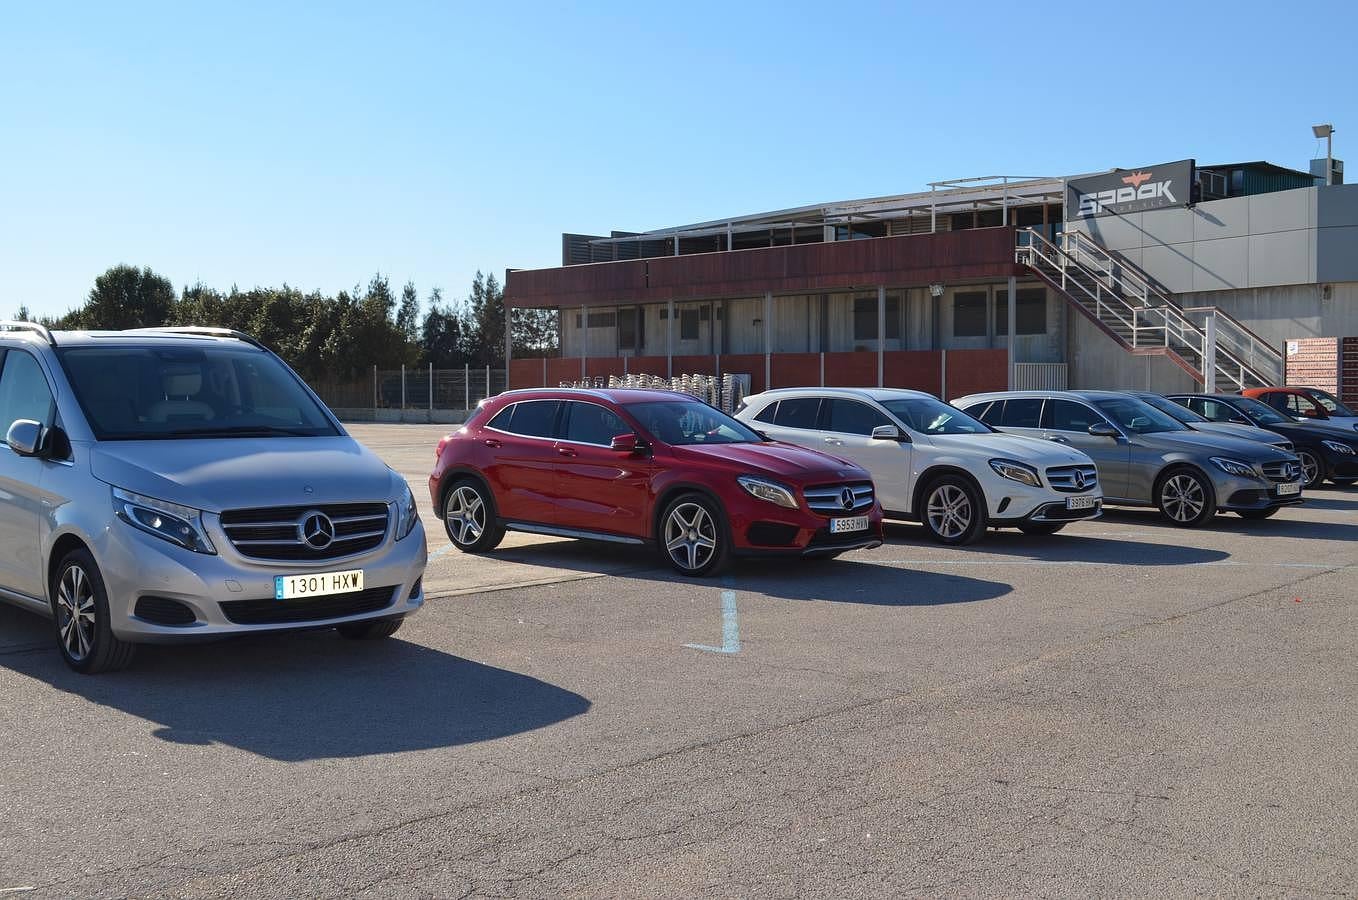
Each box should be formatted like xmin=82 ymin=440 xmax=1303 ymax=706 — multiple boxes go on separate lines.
xmin=486 ymin=400 xmax=560 ymax=438
xmin=998 ymin=398 xmax=1044 ymax=428
xmin=752 ymin=401 xmax=779 ymax=424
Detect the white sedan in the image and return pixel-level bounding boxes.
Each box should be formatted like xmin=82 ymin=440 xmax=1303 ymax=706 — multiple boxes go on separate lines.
xmin=736 ymin=387 xmax=1102 ymax=544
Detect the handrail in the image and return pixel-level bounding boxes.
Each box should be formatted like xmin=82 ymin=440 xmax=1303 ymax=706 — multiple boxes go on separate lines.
xmin=0 ymin=320 xmax=56 ymax=346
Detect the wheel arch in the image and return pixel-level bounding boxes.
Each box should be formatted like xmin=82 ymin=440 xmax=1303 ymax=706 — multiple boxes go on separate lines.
xmin=46 ymin=530 xmax=94 ymax=608
xmin=912 ymin=465 xmax=987 ymax=521
xmin=435 ymin=466 xmax=498 ymax=521
xmin=651 ymin=481 xmax=727 ymax=544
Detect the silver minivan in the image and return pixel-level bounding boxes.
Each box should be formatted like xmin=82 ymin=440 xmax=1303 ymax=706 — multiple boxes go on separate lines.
xmin=0 ymin=323 xmax=426 ymax=673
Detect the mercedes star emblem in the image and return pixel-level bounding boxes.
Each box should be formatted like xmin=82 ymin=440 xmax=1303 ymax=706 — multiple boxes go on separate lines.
xmin=298 ymin=511 xmax=336 ymax=550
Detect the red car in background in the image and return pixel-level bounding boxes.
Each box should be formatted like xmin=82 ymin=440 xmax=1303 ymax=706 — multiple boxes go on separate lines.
xmin=1243 ymin=386 xmax=1358 ymax=432
xmin=429 ymin=388 xmax=884 ymax=576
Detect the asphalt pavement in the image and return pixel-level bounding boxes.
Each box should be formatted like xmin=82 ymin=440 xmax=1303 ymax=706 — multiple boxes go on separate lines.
xmin=0 ymin=423 xmax=1354 ymax=898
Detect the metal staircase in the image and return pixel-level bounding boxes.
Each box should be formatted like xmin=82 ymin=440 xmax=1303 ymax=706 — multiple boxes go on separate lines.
xmin=1016 ymin=228 xmax=1283 ymax=391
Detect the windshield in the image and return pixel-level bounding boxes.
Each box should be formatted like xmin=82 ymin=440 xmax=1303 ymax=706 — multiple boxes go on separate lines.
xmin=1233 ymin=396 xmax=1290 ymax=425
xmin=59 ymin=345 xmax=339 ymax=440
xmin=1305 ymin=389 xmax=1356 ymax=417
xmin=625 ymin=400 xmax=763 ymax=445
xmin=1137 ymin=393 xmax=1207 ymax=423
xmin=1092 ymin=397 xmax=1188 ymax=434
xmin=882 ymin=397 xmax=990 ymax=435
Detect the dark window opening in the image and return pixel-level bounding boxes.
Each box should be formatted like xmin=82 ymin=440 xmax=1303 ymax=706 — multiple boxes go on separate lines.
xmin=994 ymin=288 xmax=1048 ymax=335
xmin=852 ymin=296 xmax=902 ymax=342
xmin=953 ymin=292 xmax=988 ymax=337
xmin=679 ymin=309 xmax=700 ymax=341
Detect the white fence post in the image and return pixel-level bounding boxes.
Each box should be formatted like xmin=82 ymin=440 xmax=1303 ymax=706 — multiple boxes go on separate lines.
xmin=428 ymin=362 xmax=433 ymax=414
xmin=400 ymin=364 xmax=406 ymax=410
xmin=464 ymin=363 xmax=470 ymax=410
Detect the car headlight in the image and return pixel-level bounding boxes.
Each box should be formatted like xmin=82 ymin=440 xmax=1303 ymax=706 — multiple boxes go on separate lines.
xmin=111 ymin=487 xmax=216 ymax=554
xmin=394 ymin=478 xmax=420 ymax=540
xmin=1209 ymin=457 xmax=1257 ymax=478
xmin=988 ymin=459 xmax=1041 ymax=487
xmin=1322 ymin=440 xmax=1356 ymax=455
xmin=737 ymin=475 xmax=798 ymax=509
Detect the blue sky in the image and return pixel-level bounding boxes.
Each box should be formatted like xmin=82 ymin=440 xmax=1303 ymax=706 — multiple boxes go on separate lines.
xmin=3 ymin=0 xmax=1354 ymax=320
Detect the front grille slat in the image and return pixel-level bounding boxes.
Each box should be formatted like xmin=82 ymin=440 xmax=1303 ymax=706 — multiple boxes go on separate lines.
xmin=220 ymin=586 xmax=397 ymax=625
xmin=804 ymin=482 xmax=875 ymax=515
xmin=1261 ymin=461 xmax=1301 ymax=483
xmin=1045 ymin=465 xmax=1099 ymax=493
xmin=220 ymin=502 xmax=390 ymax=561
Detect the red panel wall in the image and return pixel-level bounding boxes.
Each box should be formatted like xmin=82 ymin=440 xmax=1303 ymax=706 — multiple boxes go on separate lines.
xmin=546 ymin=357 xmax=582 ymax=386
xmin=719 ymin=353 xmax=766 ymax=393
xmin=585 ymin=357 xmax=625 ymax=380
xmin=626 ymin=356 xmax=670 ymax=378
xmin=671 ymin=355 xmax=717 ymax=376
xmin=823 ymin=351 xmax=876 ymax=387
xmin=769 ymin=353 xmax=820 ymax=389
xmin=509 ymin=358 xmax=544 ymax=390
xmin=944 ymin=349 xmax=1008 ymax=400
xmin=884 ymin=350 xmax=943 ymax=396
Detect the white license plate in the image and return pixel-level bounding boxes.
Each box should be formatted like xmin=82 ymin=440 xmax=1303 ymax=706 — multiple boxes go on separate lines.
xmin=830 ymin=516 xmax=869 ymax=534
xmin=1066 ymin=495 xmax=1099 ymax=510
xmin=275 ymin=569 xmax=364 ymax=600
xmin=1276 ymin=481 xmax=1301 ymax=496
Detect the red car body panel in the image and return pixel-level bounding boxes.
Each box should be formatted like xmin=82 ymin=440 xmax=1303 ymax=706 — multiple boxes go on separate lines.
xmin=430 ymin=389 xmax=884 ymax=556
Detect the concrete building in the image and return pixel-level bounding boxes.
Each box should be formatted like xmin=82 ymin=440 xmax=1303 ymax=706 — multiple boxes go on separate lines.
xmin=504 ymin=156 xmax=1356 ymax=398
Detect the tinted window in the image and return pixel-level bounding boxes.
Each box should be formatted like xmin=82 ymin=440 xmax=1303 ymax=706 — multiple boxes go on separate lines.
xmin=1306 ymin=389 xmax=1355 ymax=416
xmin=562 ymin=402 xmax=629 ymax=446
xmin=772 ymin=397 xmax=821 ymax=430
xmin=953 ymin=292 xmax=987 ymax=337
xmin=826 ymin=399 xmax=891 ymax=435
xmin=752 ymin=401 xmax=779 ymax=424
xmin=1262 ymin=392 xmax=1290 ymax=412
xmin=1043 ymin=399 xmax=1100 ymax=432
xmin=625 ymin=400 xmax=760 ymax=445
xmin=1136 ymin=394 xmax=1204 ymax=423
xmin=998 ymin=398 xmax=1044 ymax=428
xmin=488 ymin=400 xmax=560 ymax=438
xmin=0 ymin=350 xmax=54 ymax=431
xmin=1092 ymin=397 xmax=1187 ymax=434
xmin=966 ymin=401 xmax=999 ymax=424
xmin=1229 ymin=396 xmax=1289 ymax=425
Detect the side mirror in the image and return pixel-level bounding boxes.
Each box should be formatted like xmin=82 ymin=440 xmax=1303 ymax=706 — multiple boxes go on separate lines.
xmin=1087 ymin=422 xmax=1120 ymax=438
xmin=609 ymin=433 xmax=639 ymax=453
xmin=6 ymin=420 xmax=44 ymax=457
xmin=870 ymin=424 xmax=902 ymax=441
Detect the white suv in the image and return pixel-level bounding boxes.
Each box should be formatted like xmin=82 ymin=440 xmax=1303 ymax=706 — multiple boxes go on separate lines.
xmin=735 ymin=388 xmax=1102 ymax=544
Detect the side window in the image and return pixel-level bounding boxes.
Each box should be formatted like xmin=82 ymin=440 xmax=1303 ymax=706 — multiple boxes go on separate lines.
xmin=1043 ymin=399 xmax=1099 ymax=432
xmin=1263 ymin=392 xmax=1289 ymax=412
xmin=487 ymin=400 xmax=560 ymax=438
xmin=968 ymin=401 xmax=1000 ymax=424
xmin=752 ymin=401 xmax=779 ymax=424
xmin=999 ymin=398 xmax=1044 ymax=428
xmin=772 ymin=397 xmax=821 ymax=430
xmin=561 ymin=402 xmax=629 ymax=446
xmin=0 ymin=350 xmax=55 ymax=432
xmin=1201 ymin=400 xmax=1232 ymax=421
xmin=1292 ymin=395 xmax=1321 ymax=417
xmin=825 ymin=399 xmax=891 ymax=436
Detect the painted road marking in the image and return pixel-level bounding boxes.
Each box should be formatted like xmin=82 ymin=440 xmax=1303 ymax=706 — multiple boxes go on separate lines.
xmin=686 ymin=584 xmax=741 ymax=655
xmin=878 ymin=560 xmax=1354 ymax=569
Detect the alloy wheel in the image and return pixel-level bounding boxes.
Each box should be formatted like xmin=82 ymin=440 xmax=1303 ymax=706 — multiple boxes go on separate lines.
xmin=664 ymin=502 xmax=717 ymax=572
xmin=926 ymin=484 xmax=972 ymax=540
xmin=55 ymin=564 xmax=96 ymax=663
xmin=445 ymin=485 xmax=486 ymax=546
xmin=1297 ymin=451 xmax=1320 ymax=487
xmin=1161 ymin=473 xmax=1206 ymax=523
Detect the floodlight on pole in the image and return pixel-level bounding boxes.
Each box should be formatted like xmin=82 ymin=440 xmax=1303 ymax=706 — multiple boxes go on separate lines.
xmin=1313 ymin=123 xmax=1335 ymax=186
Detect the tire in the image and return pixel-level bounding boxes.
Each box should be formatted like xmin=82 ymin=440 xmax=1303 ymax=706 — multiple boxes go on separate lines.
xmin=659 ymin=493 xmax=730 ymax=577
xmin=51 ymin=548 xmax=135 ymax=674
xmin=920 ymin=476 xmax=987 ymax=545
xmin=1296 ymin=450 xmax=1325 ymax=489
xmin=442 ymin=478 xmax=504 ymax=553
xmin=1017 ymin=522 xmax=1067 ymax=536
xmin=1237 ymin=507 xmax=1280 ymax=520
xmin=336 ymin=617 xmax=404 ymax=640
xmin=1155 ymin=467 xmax=1217 ymax=528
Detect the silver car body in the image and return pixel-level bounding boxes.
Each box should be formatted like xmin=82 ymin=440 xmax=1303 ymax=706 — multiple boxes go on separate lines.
xmin=952 ymin=390 xmax=1303 ymax=512
xmin=0 ymin=327 xmax=426 ymax=643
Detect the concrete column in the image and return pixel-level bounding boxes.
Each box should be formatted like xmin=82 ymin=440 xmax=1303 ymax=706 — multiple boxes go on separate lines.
xmin=877 ymin=286 xmax=886 ymax=388
xmin=580 ymin=304 xmax=587 ymax=380
xmin=763 ymin=291 xmax=772 ymax=391
xmin=504 ymin=305 xmax=512 ymax=393
xmin=1203 ymin=310 xmax=1218 ymax=393
xmin=666 ymin=299 xmax=674 ymax=378
xmin=1007 ymin=276 xmax=1017 ymax=389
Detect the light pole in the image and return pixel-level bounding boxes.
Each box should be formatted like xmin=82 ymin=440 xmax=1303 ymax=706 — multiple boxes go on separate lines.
xmin=1313 ymin=123 xmax=1335 ymax=186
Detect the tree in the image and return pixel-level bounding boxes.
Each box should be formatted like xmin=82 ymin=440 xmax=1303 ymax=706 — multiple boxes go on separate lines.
xmin=397 ymin=282 xmax=421 ymax=347
xmin=420 ymin=288 xmax=466 ymax=368
xmin=13 ymin=304 xmax=32 ymax=322
xmin=62 ymin=265 xmax=175 ymax=330
xmin=465 ymin=271 xmax=505 ymax=367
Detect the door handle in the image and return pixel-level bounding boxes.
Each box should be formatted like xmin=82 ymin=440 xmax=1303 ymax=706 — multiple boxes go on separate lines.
xmin=556 ymin=447 xmax=577 ymax=458
xmin=1047 ymin=435 xmax=1070 ymax=444
xmin=483 ymin=438 xmax=501 ymax=448
xmin=823 ymin=437 xmax=844 ymax=446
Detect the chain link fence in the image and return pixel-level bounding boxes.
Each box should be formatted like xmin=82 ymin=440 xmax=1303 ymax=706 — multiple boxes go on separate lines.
xmin=313 ymin=365 xmax=508 ymax=423
xmin=555 ymin=373 xmax=751 ymax=415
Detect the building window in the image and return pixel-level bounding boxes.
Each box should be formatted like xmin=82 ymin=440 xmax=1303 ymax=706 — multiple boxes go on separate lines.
xmin=952 ymin=292 xmax=988 ymax=337
xmin=994 ymin=289 xmax=1048 ymax=335
xmin=852 ymin=296 xmax=901 ymax=341
xmin=618 ymin=307 xmax=641 ymax=350
xmin=574 ymin=312 xmax=617 ymax=329
xmin=680 ymin=309 xmax=700 ymax=341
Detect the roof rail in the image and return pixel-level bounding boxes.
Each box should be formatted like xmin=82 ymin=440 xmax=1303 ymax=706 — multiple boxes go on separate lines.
xmin=126 ymin=326 xmax=266 ymax=350
xmin=0 ymin=321 xmax=56 ymax=346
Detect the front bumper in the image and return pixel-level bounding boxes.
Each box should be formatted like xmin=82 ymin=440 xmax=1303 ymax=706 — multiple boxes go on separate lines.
xmin=1214 ymin=474 xmax=1305 ymax=511
xmin=92 ymin=518 xmax=428 ymax=643
xmin=728 ymin=493 xmax=885 ymax=558
xmin=991 ymin=494 xmax=1103 ymax=526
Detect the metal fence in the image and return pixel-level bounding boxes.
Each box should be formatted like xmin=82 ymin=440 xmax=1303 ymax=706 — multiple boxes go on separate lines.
xmin=312 ymin=365 xmax=508 ymax=422
xmin=556 ymin=373 xmax=752 ymax=415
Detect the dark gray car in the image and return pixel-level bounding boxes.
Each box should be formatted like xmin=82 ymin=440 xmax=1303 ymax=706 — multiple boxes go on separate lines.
xmin=953 ymin=390 xmax=1304 ymax=526
xmin=1126 ymin=391 xmax=1294 ymax=452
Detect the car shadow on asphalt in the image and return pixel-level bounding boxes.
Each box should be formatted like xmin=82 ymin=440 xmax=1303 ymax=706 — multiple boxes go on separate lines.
xmin=485 ymin=541 xmax=1012 ymax=606
xmin=0 ymin=605 xmax=590 ymax=762
xmin=1095 ymin=506 xmax=1358 ymax=541
xmin=880 ymin=523 xmax=1231 ymax=566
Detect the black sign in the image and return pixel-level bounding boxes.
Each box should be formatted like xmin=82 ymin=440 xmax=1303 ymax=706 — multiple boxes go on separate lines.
xmin=1066 ymin=159 xmax=1195 ymax=218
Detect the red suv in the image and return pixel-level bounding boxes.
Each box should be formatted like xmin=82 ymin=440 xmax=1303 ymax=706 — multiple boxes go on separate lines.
xmin=429 ymin=389 xmax=884 ymax=576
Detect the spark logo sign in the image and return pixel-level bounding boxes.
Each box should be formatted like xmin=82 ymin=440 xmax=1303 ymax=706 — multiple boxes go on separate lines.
xmin=1067 ymin=159 xmax=1196 ymax=218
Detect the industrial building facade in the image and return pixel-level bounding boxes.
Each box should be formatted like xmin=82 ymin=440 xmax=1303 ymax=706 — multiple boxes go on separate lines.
xmin=504 ymin=158 xmax=1357 ymax=399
